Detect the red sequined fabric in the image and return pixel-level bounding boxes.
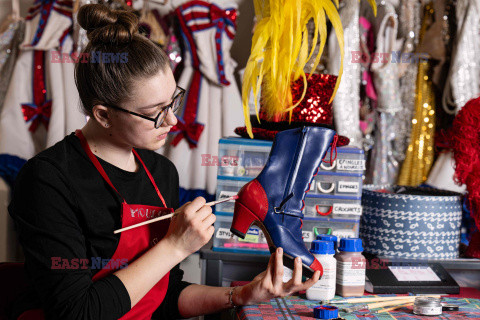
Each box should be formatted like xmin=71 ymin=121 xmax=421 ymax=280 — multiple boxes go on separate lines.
xmin=235 ymin=73 xmax=349 ymax=145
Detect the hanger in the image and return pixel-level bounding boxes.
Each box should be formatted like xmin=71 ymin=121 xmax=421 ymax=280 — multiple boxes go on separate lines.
xmin=101 ymin=0 xmax=132 ymax=11
xmin=0 ymin=0 xmax=22 ymax=33
xmin=12 ymin=0 xmax=20 ymax=19
xmin=149 ymin=0 xmax=168 ymax=5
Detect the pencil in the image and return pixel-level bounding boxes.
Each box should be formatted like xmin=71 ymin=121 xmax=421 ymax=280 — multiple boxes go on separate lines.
xmin=113 ymin=195 xmax=239 ymax=234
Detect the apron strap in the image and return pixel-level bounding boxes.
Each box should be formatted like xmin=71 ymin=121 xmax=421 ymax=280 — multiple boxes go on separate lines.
xmin=75 ymin=130 xmax=127 ymax=203
xmin=75 ymin=130 xmax=169 ymax=208
xmin=132 ymin=148 xmax=168 ymax=208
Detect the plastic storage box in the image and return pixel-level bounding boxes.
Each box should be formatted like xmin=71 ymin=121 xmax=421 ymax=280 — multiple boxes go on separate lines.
xmin=213 ymin=214 xmax=270 ymax=254
xmin=310 ymin=172 xmax=363 ymax=197
xmin=212 ymin=215 xmax=360 ymax=254
xmin=302 ymin=217 xmax=360 ymax=244
xmin=303 ymin=195 xmax=362 ymax=219
xmin=215 ymin=176 xmax=250 ymax=214
xmin=320 ymin=146 xmax=365 ymax=174
xmin=217 ymin=138 xmax=272 ymax=178
xmin=217 ymin=138 xmax=365 ymax=177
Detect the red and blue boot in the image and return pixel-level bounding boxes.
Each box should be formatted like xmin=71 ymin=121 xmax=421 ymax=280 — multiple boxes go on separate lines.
xmin=230 ymin=126 xmax=338 ymax=278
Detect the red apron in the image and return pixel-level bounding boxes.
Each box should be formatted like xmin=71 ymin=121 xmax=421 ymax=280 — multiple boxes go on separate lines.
xmin=18 ymin=130 xmax=174 ymax=320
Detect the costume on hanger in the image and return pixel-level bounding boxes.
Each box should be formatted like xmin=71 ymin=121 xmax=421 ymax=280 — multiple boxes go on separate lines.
xmin=328 ymin=0 xmax=363 ymax=147
xmin=394 ymin=0 xmax=422 ymax=169
xmin=72 ymin=0 xmax=98 ymax=54
xmin=138 ymin=4 xmax=167 ymax=47
xmin=357 ymin=12 xmax=377 ymax=154
xmin=397 ymin=3 xmax=436 ymax=186
xmin=159 ymin=0 xmax=244 ymax=204
xmin=427 ymin=0 xmax=480 ymax=192
xmin=0 ymin=17 xmax=25 ymax=113
xmin=0 ymin=0 xmax=86 ymax=184
xmin=366 ymin=1 xmax=402 ymax=185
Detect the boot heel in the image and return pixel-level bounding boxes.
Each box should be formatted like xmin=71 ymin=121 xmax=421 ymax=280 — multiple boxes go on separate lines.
xmin=231 ymin=202 xmax=258 ymax=239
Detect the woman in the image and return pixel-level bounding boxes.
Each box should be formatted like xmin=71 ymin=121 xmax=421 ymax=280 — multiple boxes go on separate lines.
xmin=7 ymin=4 xmax=321 ymax=320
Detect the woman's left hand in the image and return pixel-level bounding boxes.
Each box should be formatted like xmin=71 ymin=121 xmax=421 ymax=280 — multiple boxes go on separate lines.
xmin=234 ymin=247 xmax=321 ymax=306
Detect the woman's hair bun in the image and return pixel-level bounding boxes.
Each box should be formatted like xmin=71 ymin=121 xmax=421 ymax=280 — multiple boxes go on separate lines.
xmin=77 ymin=4 xmax=139 ymax=45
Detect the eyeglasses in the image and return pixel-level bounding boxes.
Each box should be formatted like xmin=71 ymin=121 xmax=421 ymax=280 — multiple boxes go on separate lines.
xmin=106 ymin=86 xmax=186 ymax=129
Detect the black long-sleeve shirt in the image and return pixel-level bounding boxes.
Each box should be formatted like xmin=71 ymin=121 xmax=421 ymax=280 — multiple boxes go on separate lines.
xmin=7 ymin=132 xmax=192 ymax=320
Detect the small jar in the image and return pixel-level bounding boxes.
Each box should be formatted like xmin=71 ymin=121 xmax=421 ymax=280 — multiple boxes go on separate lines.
xmin=306 ymin=240 xmax=336 ymax=301
xmin=335 ymin=238 xmax=366 ymax=297
xmin=413 ymin=297 xmax=443 ymax=316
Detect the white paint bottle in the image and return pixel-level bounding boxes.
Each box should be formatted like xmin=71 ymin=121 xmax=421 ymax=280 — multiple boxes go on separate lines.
xmin=306 ymin=240 xmax=336 ymax=301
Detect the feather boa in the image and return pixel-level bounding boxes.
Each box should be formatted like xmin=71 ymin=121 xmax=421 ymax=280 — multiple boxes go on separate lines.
xmin=241 ymin=0 xmax=377 ymax=138
xmin=451 ymin=96 xmax=480 ymax=231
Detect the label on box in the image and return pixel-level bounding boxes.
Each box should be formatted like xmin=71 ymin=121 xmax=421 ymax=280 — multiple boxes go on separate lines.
xmin=337 ymin=159 xmax=366 ymax=171
xmin=216 ymin=228 xmax=234 ymax=239
xmin=238 ymin=228 xmax=259 ymax=243
xmin=218 ymin=191 xmax=238 ymax=201
xmin=302 ymin=231 xmax=314 ymax=242
xmin=333 ymin=203 xmax=362 ymax=216
xmin=338 ymin=181 xmax=360 ymax=193
xmin=332 ymin=229 xmax=356 ymax=239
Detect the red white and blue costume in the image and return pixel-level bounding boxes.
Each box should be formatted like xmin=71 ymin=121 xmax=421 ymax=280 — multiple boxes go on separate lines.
xmin=159 ymin=0 xmax=244 ymax=204
xmin=0 ymin=0 xmax=86 ymax=183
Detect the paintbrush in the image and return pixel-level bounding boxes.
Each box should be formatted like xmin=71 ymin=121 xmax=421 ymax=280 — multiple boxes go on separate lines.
xmin=113 ymin=195 xmax=239 ymax=234
xmin=331 ymin=294 xmax=442 ymax=304
xmin=374 ymin=302 xmax=414 ymax=314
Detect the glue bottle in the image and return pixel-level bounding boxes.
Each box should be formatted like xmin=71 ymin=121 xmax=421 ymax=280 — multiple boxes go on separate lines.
xmin=335 ymin=238 xmax=366 ymax=297
xmin=306 ymin=240 xmax=336 ymax=301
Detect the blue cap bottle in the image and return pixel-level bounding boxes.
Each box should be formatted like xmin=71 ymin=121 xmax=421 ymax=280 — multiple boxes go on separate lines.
xmin=316 ymin=234 xmax=338 ymax=251
xmin=338 ymin=238 xmax=363 ymax=252
xmin=310 ymin=240 xmax=335 ymax=255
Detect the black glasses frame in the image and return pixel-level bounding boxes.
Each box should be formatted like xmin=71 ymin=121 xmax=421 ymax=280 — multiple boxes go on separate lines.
xmin=106 ymin=86 xmax=186 ymax=128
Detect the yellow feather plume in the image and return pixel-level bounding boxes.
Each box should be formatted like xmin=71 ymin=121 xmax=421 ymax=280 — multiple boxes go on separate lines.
xmin=241 ymin=0 xmax=377 ymax=138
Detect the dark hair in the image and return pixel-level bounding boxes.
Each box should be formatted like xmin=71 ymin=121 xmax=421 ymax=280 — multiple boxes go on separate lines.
xmin=74 ymin=4 xmax=170 ymax=115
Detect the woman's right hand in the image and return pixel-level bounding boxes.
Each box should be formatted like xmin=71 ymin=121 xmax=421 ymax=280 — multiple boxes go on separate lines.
xmin=163 ymin=197 xmax=216 ymax=257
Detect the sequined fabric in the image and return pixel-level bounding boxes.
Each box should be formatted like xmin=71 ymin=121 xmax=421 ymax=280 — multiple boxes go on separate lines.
xmin=443 ymin=0 xmax=480 ymax=112
xmin=394 ymin=0 xmax=422 ymax=163
xmin=279 ymin=73 xmax=337 ymax=125
xmin=0 ymin=19 xmax=25 ymax=113
xmin=398 ymin=3 xmax=436 ymax=186
xmin=234 ymin=74 xmax=350 ymax=146
xmin=328 ymin=0 xmax=363 ymax=147
xmin=367 ymin=1 xmax=402 ymax=185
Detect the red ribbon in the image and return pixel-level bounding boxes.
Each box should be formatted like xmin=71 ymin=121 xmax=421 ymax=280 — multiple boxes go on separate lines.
xmin=171 ymin=119 xmax=204 ymax=149
xmin=209 ymin=5 xmax=237 ymax=27
xmin=21 ymin=100 xmax=52 ymax=132
xmin=21 ymin=51 xmax=51 ymax=133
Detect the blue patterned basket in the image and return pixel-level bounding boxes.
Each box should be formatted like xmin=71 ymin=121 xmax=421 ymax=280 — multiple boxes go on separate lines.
xmin=360 ymin=186 xmax=463 ymax=260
